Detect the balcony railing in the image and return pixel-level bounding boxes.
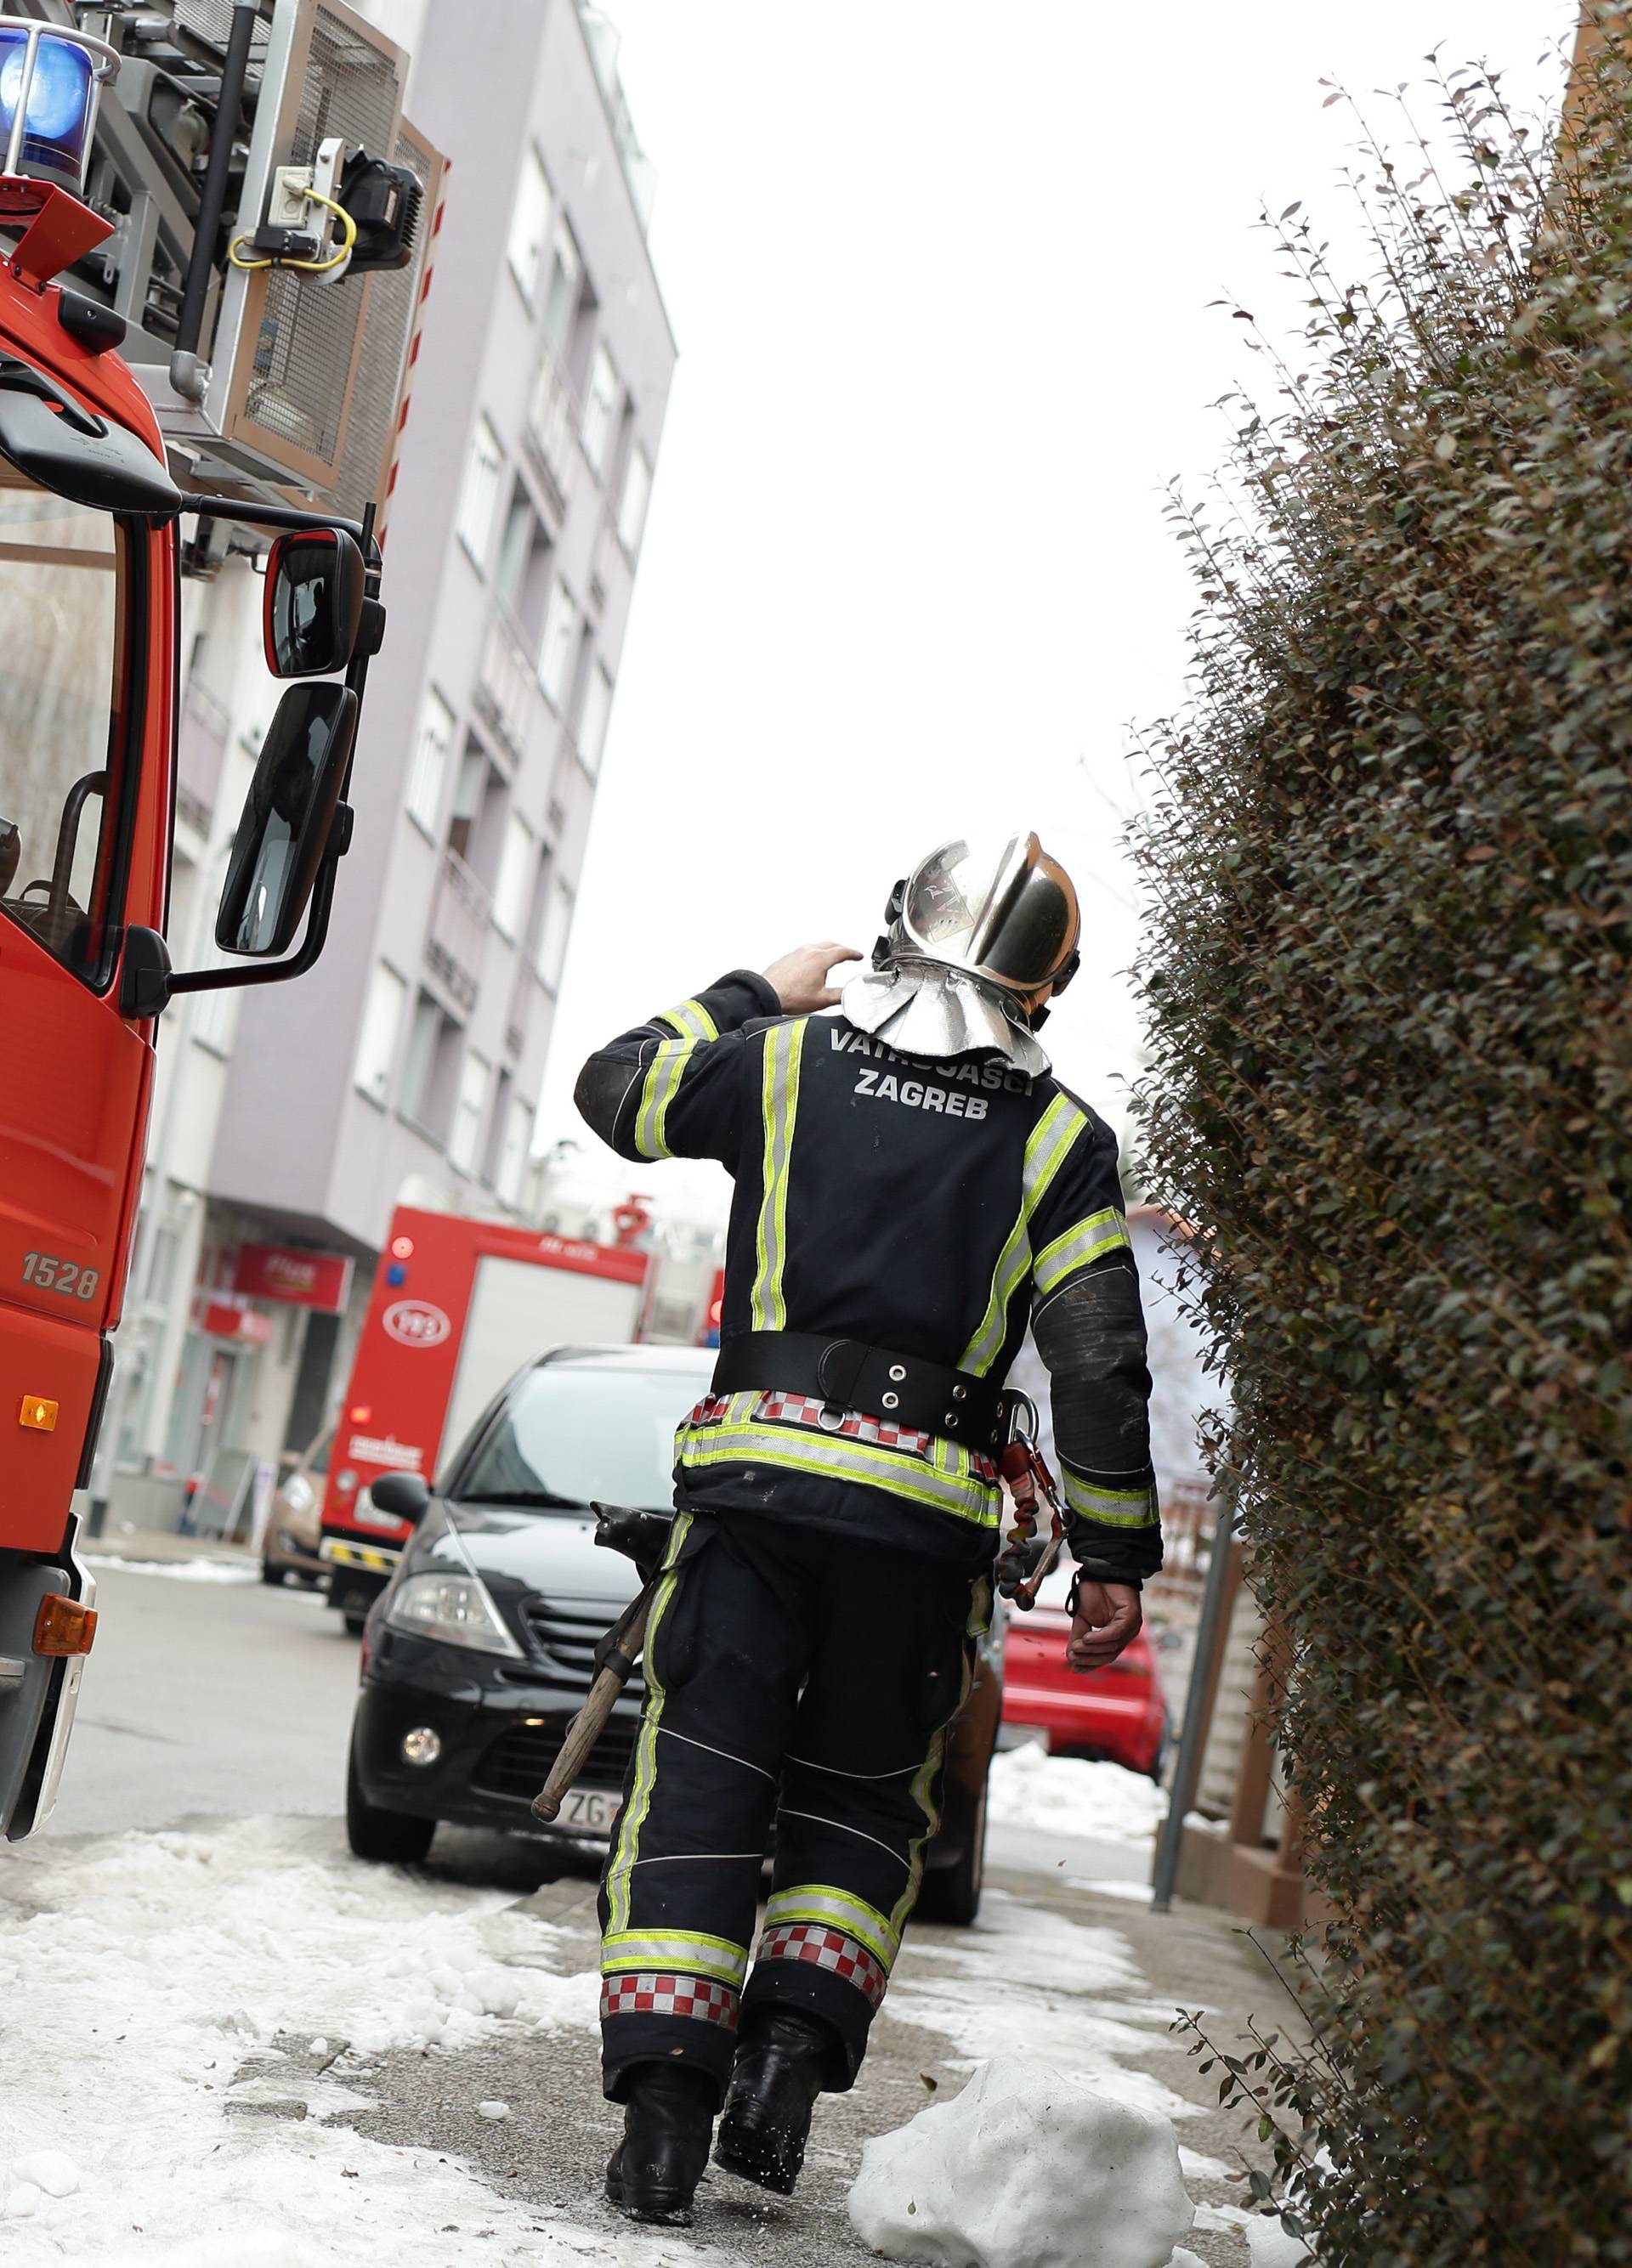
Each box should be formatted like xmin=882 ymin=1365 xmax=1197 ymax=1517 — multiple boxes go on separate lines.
xmin=474 ymin=614 xmax=544 ymax=764
xmin=427 ymin=848 xmax=490 ymax=1012
xmin=524 ymin=349 xmax=579 ymax=518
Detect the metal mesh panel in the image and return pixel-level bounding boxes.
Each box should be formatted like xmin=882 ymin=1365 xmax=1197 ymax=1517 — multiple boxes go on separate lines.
xmin=328 ymin=120 xmax=434 ymax=522
xmin=240 ymin=7 xmax=402 ymax=475
xmin=173 ymin=0 xmax=274 ymax=64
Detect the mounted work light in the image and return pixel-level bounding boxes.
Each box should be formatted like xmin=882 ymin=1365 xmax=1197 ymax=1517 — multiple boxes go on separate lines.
xmin=0 ymin=17 xmax=118 ymax=195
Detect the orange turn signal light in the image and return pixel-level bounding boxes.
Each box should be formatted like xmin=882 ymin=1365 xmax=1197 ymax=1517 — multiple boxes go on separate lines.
xmin=18 ymin=1395 xmax=58 ymax=1431
xmin=34 ymin=1594 xmax=97 ymax=1657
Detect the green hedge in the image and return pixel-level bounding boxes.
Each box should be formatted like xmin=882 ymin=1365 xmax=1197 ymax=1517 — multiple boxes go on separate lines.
xmin=1133 ymin=47 xmax=1632 ymax=2265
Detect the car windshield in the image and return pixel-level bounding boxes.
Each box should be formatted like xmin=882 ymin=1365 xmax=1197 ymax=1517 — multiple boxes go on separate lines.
xmin=0 ymin=471 xmax=131 ymax=980
xmin=453 ymin=1364 xmax=711 ymax=1513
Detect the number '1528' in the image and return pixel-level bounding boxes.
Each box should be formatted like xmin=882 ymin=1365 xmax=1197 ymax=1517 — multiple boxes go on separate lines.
xmin=22 ymin=1253 xmax=99 ymax=1300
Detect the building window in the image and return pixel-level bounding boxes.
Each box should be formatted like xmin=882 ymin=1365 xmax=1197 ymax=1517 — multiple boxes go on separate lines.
xmin=456 ymin=413 xmax=505 ymax=569
xmin=576 ymin=659 xmax=614 ymax=778
xmin=617 ymin=443 xmax=652 ymax=556
xmin=449 ymin=1048 xmax=492 ymax=1174
xmin=581 ymin=342 xmax=620 ymax=478
xmin=541 ymin=218 xmax=582 ymax=356
xmin=406 ymin=687 xmax=455 ymax=836
xmin=506 ymin=145 xmax=551 ymax=305
xmin=492 ymin=811 xmax=534 ymax=941
xmin=537 ymin=875 xmax=575 ymax=993
xmin=538 ymin=578 xmax=580 ymax=708
xmin=192 ymin=982 xmax=238 ymax=1059
xmin=354 ymin=960 xmax=407 ymax=1107
xmin=402 ymin=991 xmax=462 ymax=1143
xmin=495 ymin=1089 xmax=534 ymax=1208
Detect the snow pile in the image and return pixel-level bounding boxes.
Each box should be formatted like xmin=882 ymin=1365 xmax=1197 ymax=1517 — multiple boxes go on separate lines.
xmin=0 ymin=1817 xmax=609 ymax=2265
xmin=887 ymin=1888 xmax=1195 ymax=2121
xmin=988 ymin=1741 xmax=1167 ymax=1844
xmin=84 ymin=1553 xmax=259 ymax=1584
xmin=848 ymin=2056 xmax=1194 ymax=2268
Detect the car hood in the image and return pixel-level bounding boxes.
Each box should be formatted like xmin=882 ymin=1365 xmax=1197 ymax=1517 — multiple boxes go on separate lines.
xmin=439 ymin=1498 xmax=643 ymax=1610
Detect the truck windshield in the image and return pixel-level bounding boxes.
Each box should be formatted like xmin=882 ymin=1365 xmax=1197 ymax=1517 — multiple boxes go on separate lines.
xmin=454 ymin=1365 xmax=711 ymax=1513
xmin=0 ymin=470 xmax=132 ymax=982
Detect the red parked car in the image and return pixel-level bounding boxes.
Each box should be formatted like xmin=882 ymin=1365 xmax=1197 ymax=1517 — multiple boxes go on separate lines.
xmin=1000 ymin=1570 xmax=1169 ymax=1779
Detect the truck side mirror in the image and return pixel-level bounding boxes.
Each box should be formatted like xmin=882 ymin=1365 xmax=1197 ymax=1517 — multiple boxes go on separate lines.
xmin=263 ymin=526 xmax=366 ymax=678
xmin=370 ymin=1472 xmax=431 ymax=1524
xmin=216 ymin=682 xmax=358 ymax=957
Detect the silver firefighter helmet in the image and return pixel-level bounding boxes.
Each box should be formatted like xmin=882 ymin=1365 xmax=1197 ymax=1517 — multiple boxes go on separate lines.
xmin=841 ymin=832 xmax=1081 ymax=1074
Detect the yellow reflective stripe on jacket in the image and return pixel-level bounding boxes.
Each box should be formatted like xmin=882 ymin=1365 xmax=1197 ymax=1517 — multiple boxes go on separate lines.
xmin=601 ymin=1927 xmax=748 ymax=1990
xmin=960 ymin=1094 xmax=1091 ymax=1374
xmin=679 ymin=1417 xmax=1000 ymax=1528
xmin=654 ymin=997 xmax=720 ymax=1044
xmin=1033 ymin=1208 xmax=1130 ymax=1297
xmin=633 ymin=1038 xmax=696 ymax=1160
xmin=603 ymin=1511 xmax=691 ymax=1933
xmin=1062 ymin=1469 xmax=1160 ymax=1527
xmin=764 ymin=1886 xmax=900 ymax=1972
xmin=749 ymin=1020 xmax=806 ymax=1329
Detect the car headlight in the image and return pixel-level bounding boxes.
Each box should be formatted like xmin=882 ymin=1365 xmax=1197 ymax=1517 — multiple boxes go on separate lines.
xmin=280 ymin=1473 xmax=315 ymax=1514
xmin=382 ymin=1570 xmax=521 ymax=1656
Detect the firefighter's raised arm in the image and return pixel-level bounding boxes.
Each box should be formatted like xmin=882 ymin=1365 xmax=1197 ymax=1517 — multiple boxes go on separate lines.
xmin=574 ymin=947 xmax=861 ymax=1166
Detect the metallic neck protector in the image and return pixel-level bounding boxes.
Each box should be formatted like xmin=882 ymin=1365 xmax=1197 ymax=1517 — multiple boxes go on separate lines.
xmin=839 ymin=959 xmax=1052 ymax=1077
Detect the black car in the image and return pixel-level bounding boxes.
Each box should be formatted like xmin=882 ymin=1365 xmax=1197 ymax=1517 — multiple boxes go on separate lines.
xmin=346 ymin=1343 xmax=1001 ymax=1923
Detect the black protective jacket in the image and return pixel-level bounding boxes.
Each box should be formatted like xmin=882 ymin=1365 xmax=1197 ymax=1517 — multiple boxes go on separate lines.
xmin=575 ymin=970 xmax=1161 ymax=1585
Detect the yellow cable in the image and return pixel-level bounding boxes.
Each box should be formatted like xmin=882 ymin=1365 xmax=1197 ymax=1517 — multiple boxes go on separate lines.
xmin=226 ymin=189 xmax=358 ymax=274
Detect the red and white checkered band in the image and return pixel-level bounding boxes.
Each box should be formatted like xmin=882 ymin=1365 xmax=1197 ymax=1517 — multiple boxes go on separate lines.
xmin=688 ymin=1392 xmax=998 ymax=1485
xmin=599 ymin=1972 xmax=740 ymax=2029
xmin=755 ymin=1923 xmax=888 ymax=2011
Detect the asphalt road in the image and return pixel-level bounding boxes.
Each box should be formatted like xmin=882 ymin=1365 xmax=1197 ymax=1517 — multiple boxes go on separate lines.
xmin=20 ymin=1554 xmax=1282 ymax=2265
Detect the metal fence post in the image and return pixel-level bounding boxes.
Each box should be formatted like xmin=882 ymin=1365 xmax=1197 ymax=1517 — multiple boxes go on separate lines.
xmin=1150 ymin=1472 xmax=1238 ymax=1914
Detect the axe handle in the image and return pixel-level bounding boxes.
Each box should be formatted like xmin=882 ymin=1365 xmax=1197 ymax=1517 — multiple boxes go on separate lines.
xmin=531 ymin=1587 xmax=652 ymax=1824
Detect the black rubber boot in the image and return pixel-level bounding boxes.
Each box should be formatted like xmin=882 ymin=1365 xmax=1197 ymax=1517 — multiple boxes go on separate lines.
xmin=714 ymin=2007 xmax=836 ymax=2196
xmin=604 ymin=2063 xmax=716 ymax=2226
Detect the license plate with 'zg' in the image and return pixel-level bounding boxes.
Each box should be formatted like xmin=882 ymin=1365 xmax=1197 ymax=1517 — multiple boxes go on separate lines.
xmin=554 ymin=1788 xmax=622 ymax=1836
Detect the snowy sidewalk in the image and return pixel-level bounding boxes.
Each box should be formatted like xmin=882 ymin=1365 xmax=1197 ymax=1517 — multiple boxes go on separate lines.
xmin=1 ymin=1762 xmax=1304 ymax=2265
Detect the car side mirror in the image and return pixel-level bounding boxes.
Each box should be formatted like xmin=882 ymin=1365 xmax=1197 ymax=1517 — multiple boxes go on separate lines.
xmin=370 ymin=1472 xmax=431 ymax=1524
xmin=263 ymin=525 xmax=366 ymax=678
xmin=216 ymin=682 xmax=358 ymax=957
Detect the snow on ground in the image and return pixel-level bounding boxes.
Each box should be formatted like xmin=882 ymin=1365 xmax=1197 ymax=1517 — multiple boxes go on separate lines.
xmin=0 ymin=1817 xmax=691 ymax=2267
xmin=883 ymin=1886 xmax=1201 ymax=2124
xmin=987 ymin=1740 xmax=1168 ymax=1844
xmin=848 ymin=2055 xmax=1195 ymax=2268
xmin=83 ymin=1555 xmax=260 ymax=1585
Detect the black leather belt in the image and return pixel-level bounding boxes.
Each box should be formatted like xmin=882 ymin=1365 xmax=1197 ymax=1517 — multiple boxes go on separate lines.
xmin=711 ymin=1330 xmax=1009 ymax=1451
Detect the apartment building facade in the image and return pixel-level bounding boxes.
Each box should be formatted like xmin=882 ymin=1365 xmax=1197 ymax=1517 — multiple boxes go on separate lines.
xmin=102 ymin=2 xmax=675 ymax=1530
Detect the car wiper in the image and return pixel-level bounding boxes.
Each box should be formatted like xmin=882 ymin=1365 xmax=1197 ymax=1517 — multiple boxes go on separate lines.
xmin=459 ymin=1488 xmax=589 ymax=1510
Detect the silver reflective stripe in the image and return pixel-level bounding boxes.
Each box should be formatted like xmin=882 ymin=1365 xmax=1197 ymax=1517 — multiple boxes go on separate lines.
xmin=1062 ymin=1469 xmax=1159 ymax=1527
xmin=764 ymin=1885 xmax=900 ymax=1971
xmin=680 ymin=1419 xmax=1000 ymax=1527
xmin=960 ymin=1094 xmax=1089 ymax=1374
xmin=655 ymin=997 xmax=720 ymax=1044
xmin=634 ymin=1038 xmax=696 ymax=1160
xmin=749 ymin=1020 xmax=806 ymax=1329
xmin=1032 ymin=1208 xmax=1130 ymax=1295
xmin=601 ymin=1926 xmax=749 ymax=1989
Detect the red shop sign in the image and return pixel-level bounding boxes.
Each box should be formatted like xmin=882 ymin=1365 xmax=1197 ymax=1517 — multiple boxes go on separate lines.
xmin=231 ymin=1242 xmax=353 ymax=1313
xmin=201 ymin=1298 xmax=274 ymax=1345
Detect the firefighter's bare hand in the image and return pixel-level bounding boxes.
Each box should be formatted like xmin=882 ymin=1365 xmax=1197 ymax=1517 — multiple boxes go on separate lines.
xmin=762 ymin=942 xmax=864 ymax=1013
xmin=1067 ymin=1581 xmax=1142 ymax=1673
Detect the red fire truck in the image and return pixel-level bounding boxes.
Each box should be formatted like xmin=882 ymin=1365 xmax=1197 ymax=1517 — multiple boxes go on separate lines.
xmin=319 ymin=1207 xmax=651 ymax=1631
xmin=0 ymin=4 xmax=439 ymax=1837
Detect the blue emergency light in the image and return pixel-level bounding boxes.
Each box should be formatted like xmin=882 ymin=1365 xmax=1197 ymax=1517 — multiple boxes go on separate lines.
xmin=0 ymin=18 xmax=117 ymax=195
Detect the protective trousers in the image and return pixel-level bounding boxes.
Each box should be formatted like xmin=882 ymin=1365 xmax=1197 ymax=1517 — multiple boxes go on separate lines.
xmin=598 ymin=1508 xmax=987 ymax=2103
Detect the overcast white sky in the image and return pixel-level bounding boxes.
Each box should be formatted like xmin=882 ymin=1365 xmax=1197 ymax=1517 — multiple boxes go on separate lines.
xmin=536 ymin=1 xmax=1578 ymax=1224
